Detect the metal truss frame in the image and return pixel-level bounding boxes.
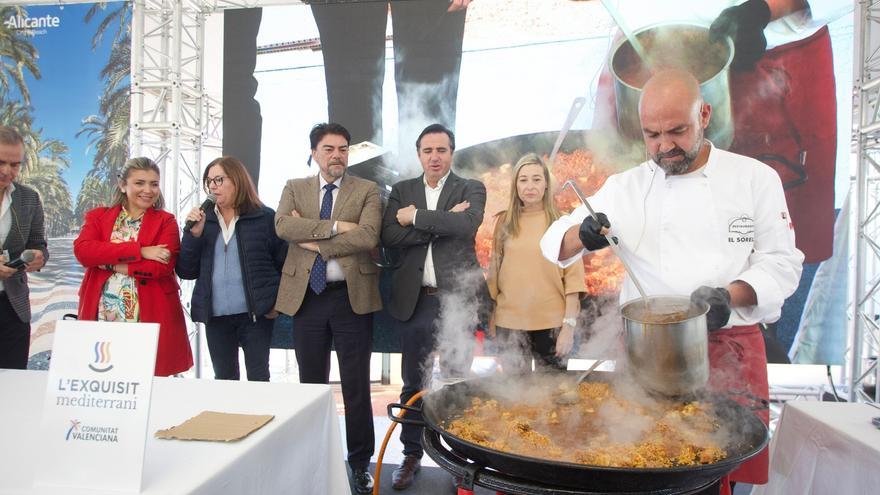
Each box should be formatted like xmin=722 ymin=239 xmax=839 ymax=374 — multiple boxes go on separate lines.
xmin=853 ymin=0 xmax=880 ymax=403
xmin=130 ymin=0 xmax=221 ymax=219
xmin=130 ymin=0 xmax=225 ymax=377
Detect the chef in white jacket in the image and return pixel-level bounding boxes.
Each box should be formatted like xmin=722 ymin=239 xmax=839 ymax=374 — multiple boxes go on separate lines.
xmin=542 ymin=69 xmax=803 ymax=495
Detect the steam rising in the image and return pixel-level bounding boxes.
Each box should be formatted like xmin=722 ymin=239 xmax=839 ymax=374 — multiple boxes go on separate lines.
xmin=380 ymin=76 xmax=460 ymax=179
xmin=424 ymin=266 xmax=485 ymax=391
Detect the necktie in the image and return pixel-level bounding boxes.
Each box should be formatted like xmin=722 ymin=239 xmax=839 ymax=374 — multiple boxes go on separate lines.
xmin=309 ymin=183 xmax=337 ymax=294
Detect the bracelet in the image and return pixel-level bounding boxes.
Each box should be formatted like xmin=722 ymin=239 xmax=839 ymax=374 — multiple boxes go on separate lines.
xmin=562 ymin=317 xmax=577 ymax=327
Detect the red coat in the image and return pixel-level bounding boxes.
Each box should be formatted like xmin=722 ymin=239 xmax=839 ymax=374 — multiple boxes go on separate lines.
xmin=74 ymin=205 xmax=193 ymax=376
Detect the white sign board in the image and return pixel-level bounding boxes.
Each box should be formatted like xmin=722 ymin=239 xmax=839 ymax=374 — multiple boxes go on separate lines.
xmin=35 ymin=320 xmax=159 ymax=493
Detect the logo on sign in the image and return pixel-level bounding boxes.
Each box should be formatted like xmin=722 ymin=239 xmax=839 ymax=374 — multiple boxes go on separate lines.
xmin=65 ymin=419 xmax=81 ymax=440
xmin=3 ymin=14 xmax=60 ymax=36
xmin=728 ymin=215 xmax=755 ymax=243
xmin=88 ymin=341 xmax=113 ymax=373
xmin=65 ymin=419 xmax=119 ymax=443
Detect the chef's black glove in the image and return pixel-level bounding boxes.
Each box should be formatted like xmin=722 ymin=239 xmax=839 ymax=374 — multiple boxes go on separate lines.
xmin=690 ymin=286 xmax=732 ymax=332
xmin=578 ymin=213 xmax=614 ymax=251
xmin=709 ymin=0 xmax=771 ymax=71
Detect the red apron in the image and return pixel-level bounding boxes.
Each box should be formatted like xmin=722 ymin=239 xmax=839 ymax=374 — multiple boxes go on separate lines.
xmin=707 ymin=324 xmax=769 ymax=494
xmin=593 ymin=27 xmax=836 ymax=263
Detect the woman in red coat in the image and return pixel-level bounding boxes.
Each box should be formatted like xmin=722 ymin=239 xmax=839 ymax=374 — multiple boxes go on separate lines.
xmin=74 ymin=157 xmax=193 ymax=376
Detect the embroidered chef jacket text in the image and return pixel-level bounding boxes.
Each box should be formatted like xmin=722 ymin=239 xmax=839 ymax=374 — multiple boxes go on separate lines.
xmin=540 ymin=143 xmax=804 ymax=327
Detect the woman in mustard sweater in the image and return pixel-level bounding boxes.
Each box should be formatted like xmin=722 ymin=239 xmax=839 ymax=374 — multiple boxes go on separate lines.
xmin=488 ymin=153 xmax=586 ymax=373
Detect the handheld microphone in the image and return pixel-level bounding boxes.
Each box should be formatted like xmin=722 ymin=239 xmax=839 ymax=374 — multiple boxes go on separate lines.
xmin=184 ymin=194 xmax=216 ymax=233
xmin=4 ymin=250 xmax=36 ymax=270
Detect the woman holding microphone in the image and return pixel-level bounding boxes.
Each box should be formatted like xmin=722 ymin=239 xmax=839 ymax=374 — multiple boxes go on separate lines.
xmin=176 ymin=156 xmax=286 ymax=381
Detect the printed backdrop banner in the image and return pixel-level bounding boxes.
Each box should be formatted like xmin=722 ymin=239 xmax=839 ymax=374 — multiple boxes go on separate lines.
xmin=222 ymin=2 xmax=855 ymax=365
xmin=0 ymin=2 xmax=131 ymax=361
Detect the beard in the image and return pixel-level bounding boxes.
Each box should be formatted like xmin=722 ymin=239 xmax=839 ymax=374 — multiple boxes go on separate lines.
xmin=327 ymin=160 xmax=346 ymax=178
xmin=651 ymin=132 xmax=704 ymax=176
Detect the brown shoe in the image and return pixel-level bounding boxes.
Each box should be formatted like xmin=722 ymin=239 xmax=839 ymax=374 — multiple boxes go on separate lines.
xmin=391 ymin=455 xmax=421 ymax=490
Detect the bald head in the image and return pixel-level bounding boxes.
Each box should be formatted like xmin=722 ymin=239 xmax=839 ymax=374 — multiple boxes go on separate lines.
xmin=639 ymin=69 xmax=703 ymax=118
xmin=637 ymin=69 xmax=711 ymax=175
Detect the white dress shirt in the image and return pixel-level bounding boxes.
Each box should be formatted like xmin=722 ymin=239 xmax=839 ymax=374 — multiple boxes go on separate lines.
xmin=318 ymin=174 xmax=345 ymax=282
xmin=413 ymin=171 xmax=450 ymax=288
xmin=213 ymin=205 xmax=239 ymax=245
xmin=0 ymin=182 xmax=15 ymax=292
xmin=540 ymin=143 xmax=804 ymax=327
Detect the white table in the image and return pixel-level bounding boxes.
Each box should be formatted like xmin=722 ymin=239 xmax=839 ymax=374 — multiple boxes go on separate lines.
xmin=751 ymin=401 xmax=880 ymax=495
xmin=0 ymin=370 xmax=351 ymax=495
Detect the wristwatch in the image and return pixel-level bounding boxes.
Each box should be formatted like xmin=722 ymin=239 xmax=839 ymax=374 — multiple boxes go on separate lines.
xmin=562 ymin=317 xmax=577 ymax=327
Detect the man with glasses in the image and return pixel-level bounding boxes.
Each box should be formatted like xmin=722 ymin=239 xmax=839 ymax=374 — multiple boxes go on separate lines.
xmin=274 ymin=123 xmax=382 ymax=494
xmin=0 ymin=125 xmax=48 ymax=369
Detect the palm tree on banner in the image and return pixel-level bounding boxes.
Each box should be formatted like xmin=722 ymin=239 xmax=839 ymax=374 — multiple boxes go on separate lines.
xmin=20 ymin=135 xmax=74 ymax=236
xmin=0 ymin=94 xmax=75 ymax=236
xmin=74 ymin=174 xmax=116 ymax=221
xmin=0 ymin=5 xmax=41 ymax=104
xmin=77 ymin=1 xmax=131 ymax=223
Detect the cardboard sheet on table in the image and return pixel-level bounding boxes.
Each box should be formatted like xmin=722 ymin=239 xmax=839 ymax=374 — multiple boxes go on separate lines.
xmin=155 ymin=411 xmax=274 ymax=442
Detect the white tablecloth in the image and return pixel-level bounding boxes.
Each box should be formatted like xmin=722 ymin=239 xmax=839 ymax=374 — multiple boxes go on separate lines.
xmin=0 ymin=370 xmax=351 ymax=495
xmin=751 ymin=401 xmax=880 ymax=495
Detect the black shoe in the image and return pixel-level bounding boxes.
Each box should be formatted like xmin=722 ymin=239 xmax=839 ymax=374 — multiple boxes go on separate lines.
xmin=352 ymin=468 xmax=374 ymax=494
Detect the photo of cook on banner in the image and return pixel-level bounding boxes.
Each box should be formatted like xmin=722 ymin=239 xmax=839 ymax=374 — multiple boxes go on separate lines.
xmin=592 ymin=0 xmax=851 ymax=266
xmin=487 ymin=153 xmax=585 ymax=374
xmin=74 ymin=157 xmax=193 ymax=377
xmin=175 ymin=156 xmax=286 ymax=382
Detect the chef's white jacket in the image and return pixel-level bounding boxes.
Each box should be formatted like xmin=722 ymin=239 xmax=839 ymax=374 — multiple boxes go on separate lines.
xmin=540 ymin=144 xmax=805 ymax=328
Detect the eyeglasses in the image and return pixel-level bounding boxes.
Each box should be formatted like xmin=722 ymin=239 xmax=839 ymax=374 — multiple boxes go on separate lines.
xmin=206 ymin=175 xmax=227 ymax=187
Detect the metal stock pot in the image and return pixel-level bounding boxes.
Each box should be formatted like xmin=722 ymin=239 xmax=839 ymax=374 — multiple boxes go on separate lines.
xmin=621 ymin=295 xmax=710 ymax=396
xmin=610 ymin=23 xmax=735 ymax=149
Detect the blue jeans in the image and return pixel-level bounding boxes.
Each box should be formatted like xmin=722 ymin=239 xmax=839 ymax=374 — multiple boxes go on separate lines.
xmin=206 ymin=313 xmax=273 ymax=381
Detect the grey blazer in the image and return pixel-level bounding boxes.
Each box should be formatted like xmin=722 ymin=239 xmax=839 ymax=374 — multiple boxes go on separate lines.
xmin=2 ymin=183 xmax=48 ymax=323
xmin=381 ymin=172 xmax=489 ymax=322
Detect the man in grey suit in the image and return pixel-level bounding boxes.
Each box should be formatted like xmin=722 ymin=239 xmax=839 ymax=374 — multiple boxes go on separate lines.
xmin=274 ymin=123 xmax=381 ymax=494
xmin=0 ymin=126 xmax=47 ymax=369
xmin=381 ymin=123 xmax=488 ymax=490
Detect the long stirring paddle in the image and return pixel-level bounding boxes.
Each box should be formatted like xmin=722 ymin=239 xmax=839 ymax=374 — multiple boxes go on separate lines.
xmin=555 ymin=359 xmax=606 ymax=405
xmin=562 ymin=179 xmax=650 ymax=304
xmin=548 ymin=97 xmax=586 ymax=170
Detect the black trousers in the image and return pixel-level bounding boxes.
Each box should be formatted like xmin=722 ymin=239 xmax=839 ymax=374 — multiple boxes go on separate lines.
xmin=206 ymin=313 xmax=273 ymax=381
xmin=311 ymin=0 xmax=466 ymax=149
xmin=294 ymin=284 xmax=374 ymax=470
xmin=0 ymin=292 xmax=29 ymax=369
xmin=493 ymin=327 xmax=565 ymax=374
xmin=398 ymin=292 xmax=474 ymax=458
xmin=223 ymin=7 xmax=262 ymax=184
